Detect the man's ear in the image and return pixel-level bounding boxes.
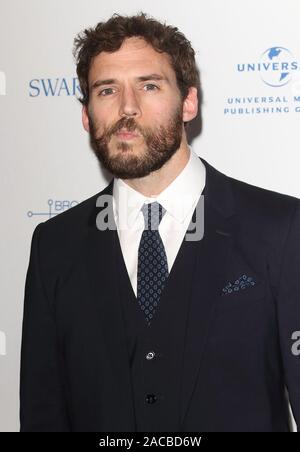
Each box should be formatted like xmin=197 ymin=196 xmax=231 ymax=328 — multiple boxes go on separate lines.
xmin=82 ymin=105 xmax=90 ymax=133
xmin=182 ymin=87 xmax=198 ymax=123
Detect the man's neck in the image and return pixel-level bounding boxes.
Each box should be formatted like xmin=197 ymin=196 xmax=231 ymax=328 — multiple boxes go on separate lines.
xmin=121 ymin=143 xmax=191 ymax=198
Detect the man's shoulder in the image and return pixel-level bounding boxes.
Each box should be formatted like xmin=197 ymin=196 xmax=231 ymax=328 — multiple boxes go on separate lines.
xmin=211 ymin=167 xmax=300 ymax=252
xmin=203 ymin=157 xmax=300 ymax=220
xmin=227 ymin=172 xmax=300 ymax=219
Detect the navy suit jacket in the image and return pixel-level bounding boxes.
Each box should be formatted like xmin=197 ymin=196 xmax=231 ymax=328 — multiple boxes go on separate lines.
xmin=20 ymin=157 xmax=300 ymax=431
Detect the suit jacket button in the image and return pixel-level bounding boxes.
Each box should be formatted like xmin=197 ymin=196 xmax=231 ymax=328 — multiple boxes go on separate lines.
xmin=146 ymin=393 xmax=157 ymax=404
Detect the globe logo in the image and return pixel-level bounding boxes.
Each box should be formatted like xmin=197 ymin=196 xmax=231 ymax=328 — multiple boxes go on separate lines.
xmin=260 ymin=47 xmax=297 ymax=87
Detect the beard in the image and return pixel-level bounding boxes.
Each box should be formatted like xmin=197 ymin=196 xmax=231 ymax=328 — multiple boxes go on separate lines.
xmin=88 ymin=104 xmax=184 ymax=179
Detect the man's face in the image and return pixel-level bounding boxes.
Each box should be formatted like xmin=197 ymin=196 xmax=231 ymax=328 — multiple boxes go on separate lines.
xmin=82 ymin=37 xmax=186 ymax=179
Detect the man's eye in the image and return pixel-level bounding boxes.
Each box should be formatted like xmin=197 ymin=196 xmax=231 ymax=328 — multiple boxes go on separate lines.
xmin=99 ymin=88 xmax=114 ymax=96
xmin=144 ymin=84 xmax=159 ymax=91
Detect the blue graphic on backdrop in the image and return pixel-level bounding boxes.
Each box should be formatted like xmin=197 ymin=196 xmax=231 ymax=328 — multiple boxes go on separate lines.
xmin=226 ymin=47 xmax=300 ymax=116
xmin=237 ymin=47 xmax=299 ymax=88
xmin=27 ymin=199 xmax=79 ymax=219
xmin=29 ymin=77 xmax=81 ymax=97
xmin=260 ymin=47 xmax=297 ymax=87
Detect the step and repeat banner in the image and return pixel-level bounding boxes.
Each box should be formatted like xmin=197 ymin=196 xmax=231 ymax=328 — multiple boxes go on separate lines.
xmin=0 ymin=0 xmax=299 ymax=432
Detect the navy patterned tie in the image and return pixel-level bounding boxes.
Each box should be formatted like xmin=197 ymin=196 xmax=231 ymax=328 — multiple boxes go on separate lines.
xmin=137 ymin=202 xmax=169 ymax=325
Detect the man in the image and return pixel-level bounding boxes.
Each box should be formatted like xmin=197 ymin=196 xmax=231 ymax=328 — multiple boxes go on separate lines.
xmin=20 ymin=13 xmax=300 ymax=432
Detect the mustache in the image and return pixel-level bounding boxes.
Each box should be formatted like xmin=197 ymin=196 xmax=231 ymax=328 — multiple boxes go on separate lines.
xmin=107 ymin=117 xmax=143 ymax=138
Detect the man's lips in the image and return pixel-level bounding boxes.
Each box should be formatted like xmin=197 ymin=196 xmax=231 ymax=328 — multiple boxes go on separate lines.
xmin=116 ymin=130 xmax=140 ymax=140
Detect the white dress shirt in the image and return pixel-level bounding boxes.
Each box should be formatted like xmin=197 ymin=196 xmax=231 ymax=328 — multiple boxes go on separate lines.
xmin=112 ymin=146 xmax=206 ymax=297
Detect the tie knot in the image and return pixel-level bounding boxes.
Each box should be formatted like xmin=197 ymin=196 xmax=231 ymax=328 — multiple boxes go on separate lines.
xmin=141 ymin=202 xmax=166 ymax=230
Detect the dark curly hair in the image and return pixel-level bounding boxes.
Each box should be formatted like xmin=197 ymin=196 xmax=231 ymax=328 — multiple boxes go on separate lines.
xmin=73 ymin=12 xmax=200 ymax=107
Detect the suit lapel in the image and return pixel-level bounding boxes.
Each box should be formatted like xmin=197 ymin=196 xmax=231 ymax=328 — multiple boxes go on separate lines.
xmin=180 ymin=158 xmax=236 ymax=426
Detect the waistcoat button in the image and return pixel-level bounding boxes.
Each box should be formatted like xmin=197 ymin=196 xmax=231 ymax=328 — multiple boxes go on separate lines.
xmin=145 ymin=393 xmax=157 ymax=404
xmin=146 ymin=351 xmax=155 ymax=360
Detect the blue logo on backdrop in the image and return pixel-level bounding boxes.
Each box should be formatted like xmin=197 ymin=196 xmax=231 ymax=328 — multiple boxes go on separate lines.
xmin=27 ymin=199 xmax=79 ymax=219
xmin=224 ymin=47 xmax=300 ymax=116
xmin=29 ymin=77 xmax=81 ymax=97
xmin=237 ymin=47 xmax=299 ymax=87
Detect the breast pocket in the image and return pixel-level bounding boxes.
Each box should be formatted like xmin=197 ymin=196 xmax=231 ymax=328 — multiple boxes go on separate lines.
xmin=216 ymin=280 xmax=267 ymax=312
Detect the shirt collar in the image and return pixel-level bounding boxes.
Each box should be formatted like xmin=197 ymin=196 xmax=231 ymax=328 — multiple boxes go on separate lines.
xmin=113 ymin=146 xmax=206 ymax=228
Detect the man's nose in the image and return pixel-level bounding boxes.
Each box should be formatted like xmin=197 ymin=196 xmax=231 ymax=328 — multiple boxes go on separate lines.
xmin=119 ymin=87 xmax=142 ymax=118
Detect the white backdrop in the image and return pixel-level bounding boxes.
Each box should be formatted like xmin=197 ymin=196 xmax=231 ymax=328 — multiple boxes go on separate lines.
xmin=0 ymin=0 xmax=299 ymax=432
